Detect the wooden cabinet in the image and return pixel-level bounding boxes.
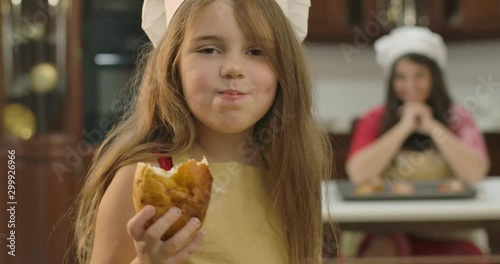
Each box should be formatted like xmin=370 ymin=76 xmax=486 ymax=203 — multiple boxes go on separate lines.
xmin=307 ymin=0 xmax=385 ymax=42
xmin=460 ymin=0 xmax=500 ymax=31
xmin=306 ymin=0 xmax=500 ymax=43
xmin=0 ymin=0 xmax=82 ymax=263
xmin=485 ymin=133 xmax=500 ymax=177
xmin=429 ymin=0 xmax=500 ymax=40
xmin=330 ymin=133 xmax=351 ymax=179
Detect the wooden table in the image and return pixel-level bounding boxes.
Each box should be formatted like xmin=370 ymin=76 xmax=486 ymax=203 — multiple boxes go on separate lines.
xmin=321 ymin=177 xmax=500 ymax=257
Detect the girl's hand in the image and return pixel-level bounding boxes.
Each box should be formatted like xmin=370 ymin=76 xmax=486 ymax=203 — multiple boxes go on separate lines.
xmin=127 ymin=206 xmax=205 ymax=264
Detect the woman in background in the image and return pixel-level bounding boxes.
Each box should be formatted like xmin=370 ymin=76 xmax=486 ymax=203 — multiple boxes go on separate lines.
xmin=345 ymin=26 xmax=490 ymax=256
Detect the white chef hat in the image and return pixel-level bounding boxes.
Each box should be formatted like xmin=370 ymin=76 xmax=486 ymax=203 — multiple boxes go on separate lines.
xmin=374 ymin=26 xmax=447 ymax=75
xmin=141 ymin=0 xmax=311 ymax=48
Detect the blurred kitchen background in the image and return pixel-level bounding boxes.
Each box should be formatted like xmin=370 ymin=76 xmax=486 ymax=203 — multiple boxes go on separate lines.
xmin=0 ymin=0 xmax=499 ymax=263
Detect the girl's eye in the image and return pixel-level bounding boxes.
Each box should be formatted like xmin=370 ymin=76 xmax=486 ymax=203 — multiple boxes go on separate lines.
xmin=248 ymin=49 xmax=263 ymax=56
xmin=198 ymin=48 xmax=219 ymax=54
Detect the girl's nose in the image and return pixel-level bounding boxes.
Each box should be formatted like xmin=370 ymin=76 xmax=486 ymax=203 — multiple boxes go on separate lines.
xmin=220 ymin=53 xmax=244 ymax=79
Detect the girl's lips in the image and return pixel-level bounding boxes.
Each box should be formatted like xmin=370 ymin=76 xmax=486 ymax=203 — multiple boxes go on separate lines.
xmin=218 ymin=90 xmax=246 ymax=100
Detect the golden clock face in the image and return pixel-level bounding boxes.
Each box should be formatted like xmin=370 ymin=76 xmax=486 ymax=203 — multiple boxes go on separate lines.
xmin=2 ymin=103 xmax=36 ymax=140
xmin=30 ymin=63 xmax=58 ymax=94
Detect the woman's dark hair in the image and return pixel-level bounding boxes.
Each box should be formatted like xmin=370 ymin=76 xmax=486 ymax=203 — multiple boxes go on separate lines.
xmin=380 ymin=53 xmax=452 ymax=151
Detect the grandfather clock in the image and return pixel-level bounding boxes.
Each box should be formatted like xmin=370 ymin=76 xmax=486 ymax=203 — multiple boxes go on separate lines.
xmin=0 ymin=0 xmax=82 ymax=263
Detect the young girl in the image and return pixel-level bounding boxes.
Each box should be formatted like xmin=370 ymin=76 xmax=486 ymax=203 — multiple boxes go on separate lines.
xmin=74 ymin=0 xmax=333 ymax=263
xmin=345 ymin=27 xmax=490 ymax=256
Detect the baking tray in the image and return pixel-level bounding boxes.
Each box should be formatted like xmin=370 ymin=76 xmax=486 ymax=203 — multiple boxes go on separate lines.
xmin=336 ymin=179 xmax=478 ymax=201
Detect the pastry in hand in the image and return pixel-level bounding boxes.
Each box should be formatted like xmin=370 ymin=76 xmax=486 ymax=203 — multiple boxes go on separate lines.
xmin=437 ymin=179 xmax=466 ymax=193
xmin=390 ymin=181 xmax=416 ymax=195
xmin=133 ymin=157 xmax=213 ymax=240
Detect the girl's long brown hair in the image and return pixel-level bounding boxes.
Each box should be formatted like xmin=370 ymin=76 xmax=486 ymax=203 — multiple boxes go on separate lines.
xmin=73 ymin=1 xmax=334 ymax=263
xmin=381 ymin=53 xmax=452 ymax=150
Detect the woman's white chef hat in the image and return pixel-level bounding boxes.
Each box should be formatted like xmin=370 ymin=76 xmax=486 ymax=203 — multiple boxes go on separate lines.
xmin=374 ymin=26 xmax=447 ymax=75
xmin=141 ymin=0 xmax=311 ymax=48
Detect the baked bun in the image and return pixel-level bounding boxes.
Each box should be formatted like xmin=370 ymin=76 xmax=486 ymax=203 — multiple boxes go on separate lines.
xmin=437 ymin=179 xmax=465 ymax=193
xmin=133 ymin=157 xmax=213 ymax=240
xmin=353 ymin=181 xmax=384 ymax=196
xmin=390 ymin=181 xmax=416 ymax=195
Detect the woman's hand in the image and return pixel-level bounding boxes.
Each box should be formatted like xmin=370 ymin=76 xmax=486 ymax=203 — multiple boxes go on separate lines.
xmin=399 ymin=102 xmax=439 ymax=135
xmin=398 ymin=102 xmax=420 ymax=133
xmin=416 ymin=107 xmax=440 ymax=135
xmin=127 ymin=206 xmax=205 ymax=264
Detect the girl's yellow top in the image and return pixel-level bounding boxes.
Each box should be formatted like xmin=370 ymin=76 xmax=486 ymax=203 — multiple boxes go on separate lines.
xmin=171 ymin=152 xmax=289 ymax=264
